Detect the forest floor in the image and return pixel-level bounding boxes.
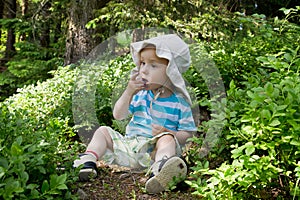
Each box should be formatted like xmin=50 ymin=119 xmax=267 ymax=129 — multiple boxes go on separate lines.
xmin=75 ymin=161 xmax=198 ymax=200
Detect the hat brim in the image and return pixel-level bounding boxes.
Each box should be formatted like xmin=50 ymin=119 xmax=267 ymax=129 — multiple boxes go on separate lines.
xmin=130 ymin=35 xmax=192 ymax=105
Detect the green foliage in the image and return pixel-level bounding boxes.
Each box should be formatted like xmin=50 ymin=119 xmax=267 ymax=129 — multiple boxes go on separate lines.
xmin=72 ymin=53 xmax=134 ymax=133
xmin=84 ymin=8 xmax=300 ymax=198
xmin=0 ymin=66 xmax=80 ymax=199
xmin=0 ymin=0 xmax=67 ymax=101
xmin=208 ymin=10 xmax=299 ymax=89
xmin=0 ymin=42 xmax=64 ymax=101
xmin=186 ymin=8 xmax=300 ymax=199
xmin=188 ymin=54 xmax=300 ymax=199
xmin=88 ymin=0 xmax=238 ymax=41
xmin=95 ymin=54 xmax=134 ymax=127
xmin=1 ymin=1 xmax=300 ymax=199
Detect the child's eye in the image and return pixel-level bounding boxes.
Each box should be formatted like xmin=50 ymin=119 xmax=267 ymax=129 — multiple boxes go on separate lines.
xmin=151 ymin=64 xmax=156 ymax=68
xmin=140 ymin=62 xmax=145 ymax=66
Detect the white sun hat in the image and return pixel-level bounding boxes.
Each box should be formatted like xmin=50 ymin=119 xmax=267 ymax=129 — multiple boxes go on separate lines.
xmin=130 ymin=34 xmax=192 ymax=105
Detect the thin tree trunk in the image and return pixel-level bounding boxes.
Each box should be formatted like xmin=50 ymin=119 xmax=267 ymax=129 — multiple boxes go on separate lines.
xmin=40 ymin=2 xmax=51 ymax=47
xmin=53 ymin=17 xmax=61 ymax=44
xmin=0 ymin=0 xmax=4 ymax=45
xmin=20 ymin=0 xmax=28 ymax=41
xmin=132 ymin=28 xmax=145 ymax=42
xmin=5 ymin=0 xmax=17 ymax=59
xmin=64 ymin=0 xmax=110 ymax=65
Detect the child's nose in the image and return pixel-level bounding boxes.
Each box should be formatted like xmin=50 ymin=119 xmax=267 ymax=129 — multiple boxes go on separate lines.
xmin=140 ymin=64 xmax=149 ymax=74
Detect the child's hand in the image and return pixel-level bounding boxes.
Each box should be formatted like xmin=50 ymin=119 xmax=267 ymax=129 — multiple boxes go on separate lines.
xmin=126 ymin=72 xmax=145 ymax=95
xmin=152 ymin=124 xmax=170 ymax=136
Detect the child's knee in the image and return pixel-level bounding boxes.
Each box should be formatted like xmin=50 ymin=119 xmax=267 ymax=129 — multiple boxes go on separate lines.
xmin=95 ymin=126 xmax=110 ymax=136
xmin=157 ymin=134 xmax=175 ymax=145
xmin=97 ymin=126 xmax=108 ymax=133
xmin=95 ymin=126 xmax=113 ymax=145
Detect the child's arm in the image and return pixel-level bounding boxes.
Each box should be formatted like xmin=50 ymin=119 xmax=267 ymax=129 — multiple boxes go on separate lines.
xmin=113 ymin=72 xmax=144 ymax=120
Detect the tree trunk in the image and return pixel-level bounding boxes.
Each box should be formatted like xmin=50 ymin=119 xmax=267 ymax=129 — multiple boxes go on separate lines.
xmin=53 ymin=21 xmax=61 ymax=44
xmin=64 ymin=0 xmax=110 ymax=65
xmin=40 ymin=2 xmax=51 ymax=47
xmin=20 ymin=0 xmax=28 ymax=41
xmin=0 ymin=0 xmax=4 ymax=45
xmin=5 ymin=0 xmax=17 ymax=59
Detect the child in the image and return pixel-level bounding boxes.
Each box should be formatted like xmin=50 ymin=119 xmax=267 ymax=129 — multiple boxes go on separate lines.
xmin=73 ymin=34 xmax=197 ymax=194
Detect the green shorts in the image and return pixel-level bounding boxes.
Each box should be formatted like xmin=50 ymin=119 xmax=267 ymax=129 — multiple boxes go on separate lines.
xmin=102 ymin=126 xmax=183 ymax=169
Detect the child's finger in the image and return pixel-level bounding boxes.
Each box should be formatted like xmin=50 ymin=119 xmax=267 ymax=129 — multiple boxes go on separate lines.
xmin=130 ymin=72 xmax=139 ymax=80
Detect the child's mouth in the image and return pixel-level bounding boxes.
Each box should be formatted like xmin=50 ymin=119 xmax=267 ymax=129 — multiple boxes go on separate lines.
xmin=142 ymin=78 xmax=148 ymax=87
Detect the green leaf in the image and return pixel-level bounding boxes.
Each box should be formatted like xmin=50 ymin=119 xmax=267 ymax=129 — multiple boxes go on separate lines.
xmin=231 ymin=145 xmax=246 ymax=159
xmin=245 ymin=142 xmax=255 ymax=156
xmin=16 ymin=136 xmax=23 ymax=145
xmin=0 ymin=157 xmax=8 ymax=168
xmin=280 ymin=8 xmax=291 ymax=15
xmin=276 ymin=105 xmax=288 ymax=111
xmin=269 ymin=119 xmax=281 ymax=127
xmin=246 ymin=91 xmax=255 ymax=99
xmin=261 ymin=109 xmax=271 ymax=119
xmin=5 ymin=179 xmax=24 ymax=193
xmin=50 ymin=174 xmax=67 ymax=190
xmin=0 ymin=171 xmax=4 ymax=179
xmin=290 ymin=139 xmax=300 ymax=146
xmin=251 ymin=155 xmax=260 ymax=160
xmin=11 ymin=143 xmax=23 ymax=156
xmin=26 ymin=183 xmax=38 ymax=190
xmin=265 ymin=82 xmax=274 ymax=96
xmin=287 ymin=120 xmax=300 ymax=130
xmin=281 ymin=136 xmax=292 ymax=142
xmin=284 ymin=53 xmax=293 ymax=62
xmin=208 ymin=176 xmax=220 ymax=186
xmin=56 ymin=184 xmax=68 ymax=190
xmin=19 ymin=171 xmax=29 ymax=183
xmin=204 ymin=161 xmax=209 ymax=169
xmin=41 ymin=180 xmax=49 ymax=193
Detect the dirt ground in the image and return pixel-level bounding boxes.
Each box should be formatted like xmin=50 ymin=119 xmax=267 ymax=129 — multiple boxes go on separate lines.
xmin=75 ymin=162 xmax=199 ymax=200
xmin=74 ymin=159 xmax=288 ymax=199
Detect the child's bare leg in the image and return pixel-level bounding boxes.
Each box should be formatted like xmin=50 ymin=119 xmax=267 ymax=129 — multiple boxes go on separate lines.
xmin=154 ymin=134 xmax=176 ymax=162
xmin=74 ymin=126 xmax=113 ymax=181
xmin=146 ymin=134 xmax=187 ymax=194
xmin=86 ymin=126 xmax=113 ymax=159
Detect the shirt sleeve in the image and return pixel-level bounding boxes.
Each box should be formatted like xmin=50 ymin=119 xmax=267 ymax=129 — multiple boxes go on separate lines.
xmin=128 ymin=92 xmax=139 ymax=114
xmin=177 ymin=103 xmax=197 ymax=132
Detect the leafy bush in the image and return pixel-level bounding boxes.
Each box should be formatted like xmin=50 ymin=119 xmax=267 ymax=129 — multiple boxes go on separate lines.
xmin=0 ymin=51 xmax=135 ymax=198
xmin=0 ymin=66 xmax=80 ymax=199
xmin=186 ymin=12 xmax=300 ymax=199
xmin=208 ymin=10 xmax=300 ymax=89
xmin=72 ymin=53 xmax=134 ymax=136
xmin=95 ymin=54 xmax=135 ymax=127
xmin=0 ymin=42 xmax=64 ymax=101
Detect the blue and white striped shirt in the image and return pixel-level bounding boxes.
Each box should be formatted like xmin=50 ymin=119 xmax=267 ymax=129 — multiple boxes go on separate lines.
xmin=126 ymin=90 xmax=197 ymax=138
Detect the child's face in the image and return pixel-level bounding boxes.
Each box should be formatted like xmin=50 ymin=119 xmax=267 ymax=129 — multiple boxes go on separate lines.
xmin=139 ymin=47 xmax=170 ymax=91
